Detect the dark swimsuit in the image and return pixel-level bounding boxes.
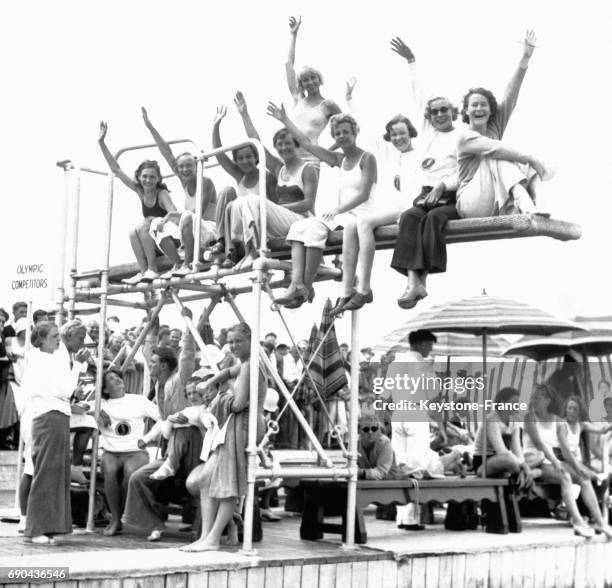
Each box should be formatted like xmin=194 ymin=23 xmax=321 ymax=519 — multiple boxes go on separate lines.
xmin=141 ymin=192 xmax=167 ymax=218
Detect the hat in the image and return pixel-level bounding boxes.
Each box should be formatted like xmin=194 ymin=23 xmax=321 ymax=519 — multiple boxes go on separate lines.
xmin=192 ymin=366 xmax=215 ymax=380
xmin=263 ymin=388 xmax=279 ymax=412
xmin=198 ymin=344 xmax=225 ymax=367
xmin=13 ymin=318 xmax=29 ymax=334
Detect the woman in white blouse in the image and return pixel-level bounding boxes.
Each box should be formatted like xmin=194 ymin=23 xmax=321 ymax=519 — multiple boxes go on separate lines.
xmin=21 ymin=323 xmax=87 ymax=545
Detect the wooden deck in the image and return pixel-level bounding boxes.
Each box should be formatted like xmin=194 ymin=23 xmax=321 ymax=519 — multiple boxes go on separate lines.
xmin=1 ymin=509 xmax=611 ymax=587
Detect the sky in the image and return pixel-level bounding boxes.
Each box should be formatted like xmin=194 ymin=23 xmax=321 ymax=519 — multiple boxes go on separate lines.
xmin=1 ymin=0 xmax=611 ymax=348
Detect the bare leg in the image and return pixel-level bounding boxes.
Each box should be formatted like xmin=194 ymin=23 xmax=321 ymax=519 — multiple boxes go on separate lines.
xmin=128 ymin=228 xmax=148 ymax=273
xmin=158 ymin=237 xmax=181 ymax=267
xmin=340 ymin=221 xmax=359 ymax=296
xmin=510 ymin=183 xmax=536 ymax=214
xmin=356 ymin=210 xmax=398 ymax=293
xmin=137 ymin=220 xmax=160 ymax=271
xmin=303 ymin=247 xmax=324 ymax=290
xmin=18 ymin=474 xmax=32 ymax=516
xmin=180 ymin=213 xmax=195 ymax=266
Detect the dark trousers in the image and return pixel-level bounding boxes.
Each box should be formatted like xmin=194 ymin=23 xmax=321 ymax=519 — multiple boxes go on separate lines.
xmin=391 ymin=201 xmax=459 ymax=275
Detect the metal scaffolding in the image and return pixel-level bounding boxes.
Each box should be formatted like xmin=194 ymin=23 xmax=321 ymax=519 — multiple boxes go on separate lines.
xmin=56 ymin=138 xmax=361 ymax=553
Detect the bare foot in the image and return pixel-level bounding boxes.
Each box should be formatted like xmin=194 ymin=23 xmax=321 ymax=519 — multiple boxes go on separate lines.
xmin=103 ymin=519 xmax=122 ymax=536
xmin=180 ymin=539 xmax=221 ymax=552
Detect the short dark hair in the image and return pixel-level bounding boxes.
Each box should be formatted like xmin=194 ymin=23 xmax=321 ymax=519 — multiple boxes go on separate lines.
xmin=134 ymin=160 xmax=169 ymax=191
xmin=461 ymin=87 xmax=498 ymax=124
xmin=493 ymin=386 xmax=520 ymax=405
xmin=31 ymin=322 xmax=57 ymax=348
xmin=102 ymin=367 xmax=123 ymax=399
xmin=382 ymin=114 xmax=418 ymax=142
xmin=153 ymin=346 xmax=178 ymax=372
xmin=12 ymin=301 xmax=27 ymax=314
xmin=563 ymin=394 xmax=588 ymax=421
xmin=0 ymin=308 xmax=8 ymax=321
xmin=272 ymin=127 xmax=300 ymax=148
xmin=32 ymin=309 xmax=48 ymax=323
xmin=231 ymin=144 xmax=259 ymax=165
xmin=408 ymin=330 xmax=437 ymax=345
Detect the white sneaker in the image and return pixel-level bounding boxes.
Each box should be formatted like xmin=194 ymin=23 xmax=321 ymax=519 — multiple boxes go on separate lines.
xmin=149 ymin=462 xmax=176 ymax=481
xmin=147 ymin=529 xmax=163 ymax=541
xmin=140 ymin=270 xmax=160 ymax=282
xmin=173 ymin=264 xmax=192 ymax=277
xmin=160 ymin=268 xmax=178 ymax=280
xmin=122 ymin=272 xmax=145 ymax=285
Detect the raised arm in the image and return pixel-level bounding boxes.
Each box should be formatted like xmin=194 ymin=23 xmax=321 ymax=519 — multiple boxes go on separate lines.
xmin=267 ymin=101 xmax=342 ymax=168
xmin=141 ymin=107 xmax=179 ymax=176
xmin=234 ymin=91 xmax=282 ymax=176
xmin=97 ymin=122 xmax=139 ymax=191
xmin=390 ymin=36 xmax=421 ymax=114
xmin=211 ymin=106 xmax=243 ymax=182
xmin=497 ymin=29 xmax=537 ymax=132
xmin=285 ymin=16 xmax=302 ymax=102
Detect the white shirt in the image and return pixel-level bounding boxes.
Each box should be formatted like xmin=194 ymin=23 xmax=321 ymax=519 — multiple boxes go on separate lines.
xmin=283 ymin=354 xmax=302 ymax=383
xmin=100 ymin=394 xmax=160 ymax=452
xmin=21 ymin=347 xmax=83 ymax=419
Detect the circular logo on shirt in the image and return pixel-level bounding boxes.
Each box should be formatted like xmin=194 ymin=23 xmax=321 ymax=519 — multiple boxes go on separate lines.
xmin=115 ymin=421 xmax=131 ymax=436
xmin=421 ymin=157 xmax=436 ymax=170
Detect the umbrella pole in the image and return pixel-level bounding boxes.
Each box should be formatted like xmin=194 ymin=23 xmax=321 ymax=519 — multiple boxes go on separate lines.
xmin=343 ymin=310 xmax=360 ymax=550
xmin=481 ymin=330 xmax=488 ymax=479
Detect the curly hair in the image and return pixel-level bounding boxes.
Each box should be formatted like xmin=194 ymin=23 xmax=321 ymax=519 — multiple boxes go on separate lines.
xmin=297 ymin=66 xmax=324 ymax=94
xmin=461 ymin=87 xmax=498 ymax=124
xmin=382 ymin=114 xmax=418 ymax=142
xmin=272 ymin=127 xmax=300 ymax=148
xmin=329 ymin=113 xmax=360 ymax=139
xmin=152 ymin=346 xmax=178 ymax=373
xmin=134 ymin=160 xmax=169 ymax=191
xmin=493 ymin=386 xmax=520 ymax=405
xmin=31 ymin=322 xmax=57 ymax=349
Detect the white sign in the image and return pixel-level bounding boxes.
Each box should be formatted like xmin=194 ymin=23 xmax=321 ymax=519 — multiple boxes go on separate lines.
xmin=9 ymin=261 xmax=54 ymax=304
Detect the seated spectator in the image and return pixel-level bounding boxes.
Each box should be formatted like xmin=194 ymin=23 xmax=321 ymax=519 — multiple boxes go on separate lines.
xmin=524 ymin=384 xmax=599 ymax=538
xmin=149 ymin=375 xmax=214 ymax=481
xmin=473 ymin=387 xmax=535 ymax=487
xmin=98 ymin=368 xmax=161 ymax=536
xmin=358 ymin=413 xmax=399 ymax=480
xmin=32 ymin=309 xmax=49 ymax=325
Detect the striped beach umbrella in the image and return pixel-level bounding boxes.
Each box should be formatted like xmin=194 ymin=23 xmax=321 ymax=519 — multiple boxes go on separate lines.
xmin=375 ymin=293 xmax=585 ymax=477
xmin=309 ymin=299 xmax=348 ymax=399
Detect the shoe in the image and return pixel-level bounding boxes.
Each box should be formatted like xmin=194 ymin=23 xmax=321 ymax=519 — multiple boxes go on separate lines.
xmin=71 ymin=466 xmax=88 ymax=485
xmin=147 ymin=529 xmax=163 ymax=542
xmin=341 ymin=289 xmax=373 ymax=312
xmin=172 ymin=264 xmax=192 ymax=277
xmin=160 ymin=267 xmax=179 ymax=280
xmin=17 ymin=516 xmax=26 ymax=534
xmin=122 ymin=272 xmax=145 ymax=285
xmin=593 ymin=524 xmax=612 ymax=539
xmin=573 ymin=524 xmax=594 ymax=538
xmin=149 ymin=462 xmax=176 ymax=481
xmin=274 ymin=286 xmax=307 ymax=307
xmin=260 ymin=509 xmax=281 ymax=522
xmin=329 ymin=294 xmax=355 ymax=318
xmin=397 ymin=285 xmax=427 ymax=309
xmin=140 ymin=269 xmax=160 ymax=282
xmin=32 ymin=535 xmax=56 ymax=545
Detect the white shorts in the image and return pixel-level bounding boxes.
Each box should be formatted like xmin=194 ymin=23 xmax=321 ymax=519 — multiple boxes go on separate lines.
xmin=149 ymin=218 xmax=181 ymax=252
xmin=180 ymin=211 xmax=218 ymax=247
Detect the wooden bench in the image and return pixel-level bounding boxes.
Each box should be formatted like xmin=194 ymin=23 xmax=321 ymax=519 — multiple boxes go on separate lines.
xmin=73 ymin=215 xmax=581 ymax=285
xmin=299 ymin=476 xmax=521 ymax=544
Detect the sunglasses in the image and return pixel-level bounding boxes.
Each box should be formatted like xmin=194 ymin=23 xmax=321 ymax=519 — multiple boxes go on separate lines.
xmin=429 ymin=106 xmax=450 ymax=116
xmin=361 ymin=426 xmax=379 ymax=433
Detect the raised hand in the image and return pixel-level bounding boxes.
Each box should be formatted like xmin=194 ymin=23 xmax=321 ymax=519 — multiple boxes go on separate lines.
xmin=141 ymin=106 xmax=150 ymax=125
xmin=213 ymin=105 xmax=227 ymax=125
xmin=234 ymin=91 xmax=248 ymax=115
xmin=266 ymin=101 xmax=287 ymax=122
xmin=345 ymin=77 xmax=357 ymax=102
xmin=99 ymin=121 xmax=108 ymax=142
xmin=390 ymin=37 xmax=415 ymax=62
xmin=522 ymin=29 xmax=537 ymax=60
xmin=288 ymin=16 xmax=302 ymax=35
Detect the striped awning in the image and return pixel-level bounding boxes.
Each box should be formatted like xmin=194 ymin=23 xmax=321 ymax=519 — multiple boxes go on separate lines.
xmin=503 ymin=333 xmax=612 ymax=361
xmin=375 ymin=295 xmax=584 ymax=351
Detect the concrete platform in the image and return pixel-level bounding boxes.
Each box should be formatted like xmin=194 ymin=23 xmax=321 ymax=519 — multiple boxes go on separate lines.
xmin=1 ymin=510 xmax=611 ymax=587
